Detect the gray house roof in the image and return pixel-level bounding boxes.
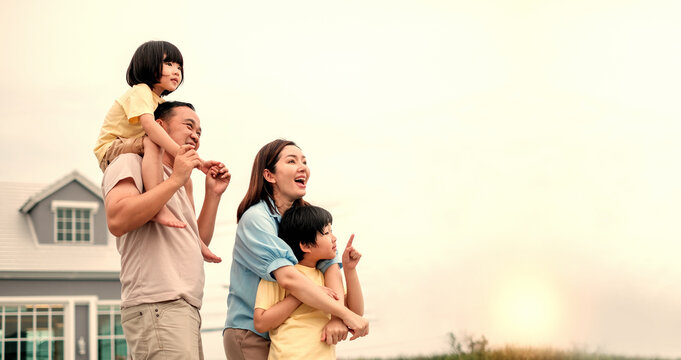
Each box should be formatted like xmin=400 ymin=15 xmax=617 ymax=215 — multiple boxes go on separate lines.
xmin=19 ymin=170 xmax=103 ymax=214
xmin=0 ymin=171 xmax=120 ymax=279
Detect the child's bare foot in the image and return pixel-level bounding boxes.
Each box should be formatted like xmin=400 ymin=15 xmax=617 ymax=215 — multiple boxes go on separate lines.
xmin=152 ymin=205 xmax=186 ymax=228
xmin=201 ymin=242 xmax=222 ymax=263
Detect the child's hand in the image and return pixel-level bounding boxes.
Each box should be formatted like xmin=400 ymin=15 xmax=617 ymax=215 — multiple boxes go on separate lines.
xmin=201 ymin=160 xmax=228 ymax=178
xmin=342 ymin=234 xmax=361 ymax=271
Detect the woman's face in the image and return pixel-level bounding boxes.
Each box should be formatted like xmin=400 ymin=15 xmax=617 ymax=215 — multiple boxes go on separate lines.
xmin=268 ymin=145 xmax=310 ymax=203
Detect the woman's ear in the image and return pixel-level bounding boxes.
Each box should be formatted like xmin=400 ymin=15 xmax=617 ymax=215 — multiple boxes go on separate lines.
xmin=263 ymin=169 xmax=276 ymax=184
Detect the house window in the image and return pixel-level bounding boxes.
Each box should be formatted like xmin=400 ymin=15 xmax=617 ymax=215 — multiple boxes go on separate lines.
xmin=97 ymin=304 xmax=127 ymax=360
xmin=0 ymin=304 xmax=65 ymax=360
xmin=51 ymin=201 xmax=98 ymax=243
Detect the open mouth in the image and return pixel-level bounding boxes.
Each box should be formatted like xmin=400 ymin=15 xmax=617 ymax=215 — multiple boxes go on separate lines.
xmin=294 ymin=177 xmax=306 ymax=185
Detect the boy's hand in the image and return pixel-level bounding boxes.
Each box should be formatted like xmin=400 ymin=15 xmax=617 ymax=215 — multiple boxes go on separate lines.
xmin=342 ymin=234 xmax=361 ymax=271
xmin=321 ymin=318 xmax=348 ymax=345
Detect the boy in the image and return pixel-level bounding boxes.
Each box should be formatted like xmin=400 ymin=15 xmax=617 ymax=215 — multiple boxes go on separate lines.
xmin=253 ymin=205 xmax=364 ymax=359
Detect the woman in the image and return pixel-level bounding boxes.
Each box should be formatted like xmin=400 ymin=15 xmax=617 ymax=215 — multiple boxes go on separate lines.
xmin=223 ymin=139 xmax=369 ymax=359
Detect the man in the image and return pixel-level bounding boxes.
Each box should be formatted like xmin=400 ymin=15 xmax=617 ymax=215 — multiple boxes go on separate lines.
xmin=103 ymin=101 xmax=230 ymax=359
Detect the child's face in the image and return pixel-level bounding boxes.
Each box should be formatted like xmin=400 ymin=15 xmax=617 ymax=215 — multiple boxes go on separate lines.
xmin=155 ymin=58 xmax=183 ymax=93
xmin=310 ymin=223 xmax=337 ymax=261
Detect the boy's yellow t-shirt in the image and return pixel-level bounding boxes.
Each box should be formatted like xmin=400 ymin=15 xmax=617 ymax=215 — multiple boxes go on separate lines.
xmin=255 ymin=264 xmax=334 ymax=360
xmin=93 ymin=83 xmax=164 ymax=163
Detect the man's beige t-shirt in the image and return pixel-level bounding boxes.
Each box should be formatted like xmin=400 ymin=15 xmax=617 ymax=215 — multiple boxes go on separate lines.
xmin=102 ymin=153 xmax=205 ymax=309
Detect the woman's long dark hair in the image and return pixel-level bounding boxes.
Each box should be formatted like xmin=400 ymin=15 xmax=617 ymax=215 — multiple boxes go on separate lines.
xmin=237 ymin=139 xmax=309 ymax=222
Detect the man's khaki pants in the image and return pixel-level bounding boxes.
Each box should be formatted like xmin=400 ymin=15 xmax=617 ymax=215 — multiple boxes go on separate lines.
xmin=121 ymin=299 xmax=204 ymax=360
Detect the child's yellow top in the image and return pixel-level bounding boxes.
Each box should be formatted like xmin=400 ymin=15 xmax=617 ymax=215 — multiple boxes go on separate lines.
xmin=255 ymin=264 xmax=335 ymax=360
xmin=93 ymin=83 xmax=164 ymax=163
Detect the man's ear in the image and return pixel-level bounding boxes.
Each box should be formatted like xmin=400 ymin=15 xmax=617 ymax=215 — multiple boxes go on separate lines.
xmin=263 ymin=169 xmax=276 ymax=184
xmin=156 ymin=118 xmax=166 ymax=129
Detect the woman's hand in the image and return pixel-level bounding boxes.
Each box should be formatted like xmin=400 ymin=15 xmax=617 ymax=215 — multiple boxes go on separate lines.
xmin=320 ymin=286 xmax=339 ymax=300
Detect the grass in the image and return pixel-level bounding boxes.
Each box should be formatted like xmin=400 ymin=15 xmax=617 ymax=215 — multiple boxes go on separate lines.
xmin=346 ymin=333 xmax=678 ymax=360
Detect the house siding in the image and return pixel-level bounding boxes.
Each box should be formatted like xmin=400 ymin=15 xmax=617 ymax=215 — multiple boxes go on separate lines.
xmin=0 ymin=279 xmax=120 ymax=300
xmin=29 ymin=181 xmax=107 ymax=246
xmin=76 ymin=304 xmax=89 ymax=360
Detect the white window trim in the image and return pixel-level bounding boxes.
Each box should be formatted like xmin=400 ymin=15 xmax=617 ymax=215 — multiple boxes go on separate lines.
xmin=0 ymin=296 xmax=102 ymax=360
xmin=95 ymin=300 xmax=125 ymax=360
xmin=51 ymin=201 xmax=99 ymax=244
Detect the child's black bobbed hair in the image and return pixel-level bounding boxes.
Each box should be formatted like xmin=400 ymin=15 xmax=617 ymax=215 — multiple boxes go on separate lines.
xmin=126 ymin=40 xmax=184 ymax=96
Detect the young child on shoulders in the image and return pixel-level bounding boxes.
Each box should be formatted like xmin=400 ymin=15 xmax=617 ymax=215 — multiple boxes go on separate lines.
xmin=253 ymin=205 xmax=364 ymax=360
xmin=93 ymin=40 xmax=223 ymax=262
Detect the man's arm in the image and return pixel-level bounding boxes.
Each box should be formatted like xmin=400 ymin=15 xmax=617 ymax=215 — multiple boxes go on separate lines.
xmin=196 ymin=161 xmax=230 ymax=246
xmin=105 ymin=145 xmax=199 ymax=236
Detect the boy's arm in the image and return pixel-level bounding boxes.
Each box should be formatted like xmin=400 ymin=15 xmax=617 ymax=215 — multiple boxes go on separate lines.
xmin=343 ymin=235 xmax=364 ymax=316
xmin=322 ymin=264 xmax=350 ymax=344
xmin=140 ymin=114 xmax=181 ymax=157
xmin=253 ymin=295 xmax=302 ymax=333
xmin=344 ymin=270 xmax=364 ymax=316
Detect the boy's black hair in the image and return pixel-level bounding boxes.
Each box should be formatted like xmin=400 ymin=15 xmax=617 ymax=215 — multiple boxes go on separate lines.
xmin=154 ymin=101 xmax=195 ymax=121
xmin=279 ymin=205 xmax=333 ymax=261
xmin=126 ymin=40 xmax=184 ymax=96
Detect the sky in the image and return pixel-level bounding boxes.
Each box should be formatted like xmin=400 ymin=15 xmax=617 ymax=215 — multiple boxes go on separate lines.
xmin=2 ymin=0 xmax=681 ymax=358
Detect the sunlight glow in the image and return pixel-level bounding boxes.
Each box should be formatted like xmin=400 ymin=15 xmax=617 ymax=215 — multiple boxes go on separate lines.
xmin=491 ymin=275 xmax=563 ymax=344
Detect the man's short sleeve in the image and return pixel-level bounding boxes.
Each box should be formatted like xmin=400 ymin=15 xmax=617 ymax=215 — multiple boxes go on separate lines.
xmin=101 ymin=154 xmax=144 ymax=198
xmin=233 ymin=205 xmax=298 ymax=283
xmin=254 ymin=279 xmax=285 ymax=311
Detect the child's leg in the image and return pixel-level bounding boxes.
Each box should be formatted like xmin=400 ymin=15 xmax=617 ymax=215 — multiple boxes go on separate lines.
xmin=142 ymin=137 xmax=186 ymax=228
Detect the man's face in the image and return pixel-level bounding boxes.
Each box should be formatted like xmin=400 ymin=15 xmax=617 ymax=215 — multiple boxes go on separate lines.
xmin=159 ymin=106 xmax=202 ymax=151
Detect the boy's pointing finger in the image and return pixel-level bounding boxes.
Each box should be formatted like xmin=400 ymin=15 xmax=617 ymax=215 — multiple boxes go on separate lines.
xmin=345 ymin=234 xmax=354 ymax=249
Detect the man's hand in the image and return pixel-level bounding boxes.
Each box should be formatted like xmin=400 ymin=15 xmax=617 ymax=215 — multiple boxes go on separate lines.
xmin=342 ymin=234 xmax=362 ymax=271
xmin=320 ymin=317 xmax=348 ymax=345
xmin=169 ymin=145 xmax=200 ymax=186
xmin=203 ymin=160 xmax=231 ymax=196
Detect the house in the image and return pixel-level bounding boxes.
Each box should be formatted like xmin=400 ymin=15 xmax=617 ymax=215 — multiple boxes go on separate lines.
xmin=0 ymin=171 xmax=125 ymax=360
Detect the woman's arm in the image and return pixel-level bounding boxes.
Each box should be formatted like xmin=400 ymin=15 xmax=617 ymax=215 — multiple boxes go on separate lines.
xmin=273 ymin=265 xmax=369 ymax=338
xmin=253 ymin=295 xmax=302 ymax=333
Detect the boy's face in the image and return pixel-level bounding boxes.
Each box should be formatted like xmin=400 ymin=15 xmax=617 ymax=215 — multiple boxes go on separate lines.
xmin=309 ymin=223 xmax=337 ymax=261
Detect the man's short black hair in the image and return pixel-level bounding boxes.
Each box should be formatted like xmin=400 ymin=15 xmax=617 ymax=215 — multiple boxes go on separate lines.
xmin=279 ymin=205 xmax=333 ymax=261
xmin=154 ymin=101 xmax=195 ymax=121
